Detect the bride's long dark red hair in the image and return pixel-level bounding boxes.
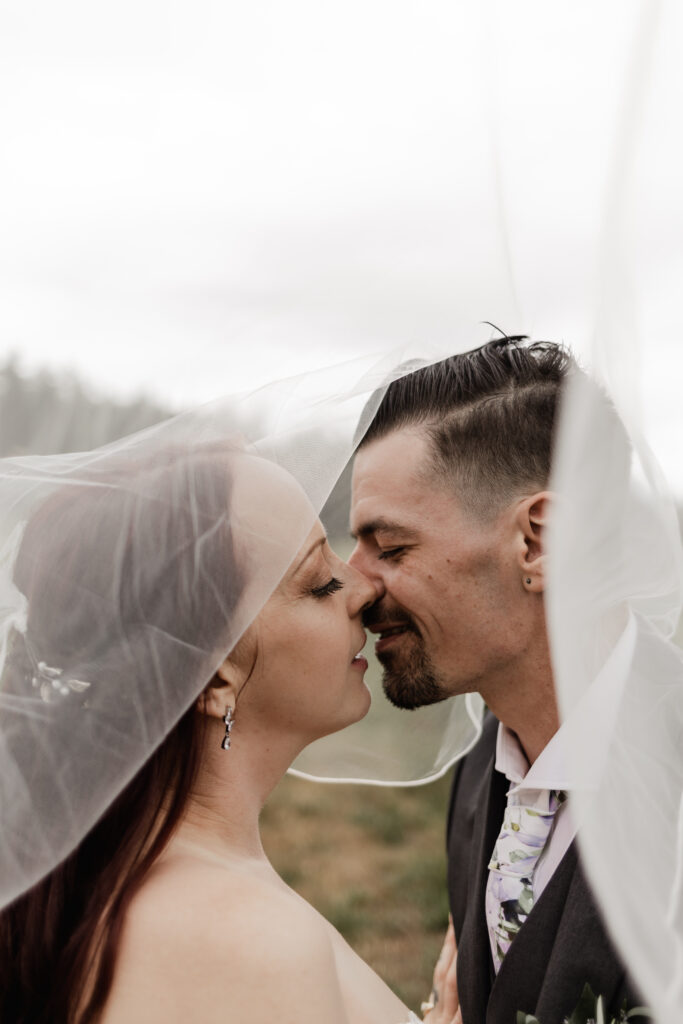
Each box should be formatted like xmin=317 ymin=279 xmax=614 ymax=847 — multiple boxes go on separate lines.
xmin=0 ymin=445 xmax=239 ymax=1023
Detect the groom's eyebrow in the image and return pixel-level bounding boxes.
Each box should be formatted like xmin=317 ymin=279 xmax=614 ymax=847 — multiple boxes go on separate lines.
xmin=350 ymin=518 xmax=416 ymax=541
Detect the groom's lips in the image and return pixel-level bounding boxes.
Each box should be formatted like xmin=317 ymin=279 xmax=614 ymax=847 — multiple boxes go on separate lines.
xmin=369 ymin=621 xmax=412 ymax=654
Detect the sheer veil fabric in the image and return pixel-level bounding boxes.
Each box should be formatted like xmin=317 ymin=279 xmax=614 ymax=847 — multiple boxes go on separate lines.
xmin=0 ymin=348 xmax=485 ymax=913
xmin=1 ymin=1 xmax=682 ymax=1020
xmin=545 ymin=4 xmax=683 ymax=1021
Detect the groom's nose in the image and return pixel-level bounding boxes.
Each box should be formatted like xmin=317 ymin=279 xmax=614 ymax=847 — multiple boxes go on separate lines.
xmin=348 ymin=544 xmax=385 ymax=602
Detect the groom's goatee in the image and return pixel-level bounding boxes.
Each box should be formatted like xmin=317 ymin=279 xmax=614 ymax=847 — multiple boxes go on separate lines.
xmin=362 ymin=601 xmax=449 ymax=709
xmin=360 ymin=599 xmax=448 ymax=707
xmin=377 ymin=635 xmax=449 ymax=711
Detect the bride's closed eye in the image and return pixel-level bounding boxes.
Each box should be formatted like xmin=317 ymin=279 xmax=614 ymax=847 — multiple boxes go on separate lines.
xmin=310 ymin=577 xmax=345 ymax=599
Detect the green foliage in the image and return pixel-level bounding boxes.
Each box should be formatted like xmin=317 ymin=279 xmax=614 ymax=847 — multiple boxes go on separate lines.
xmin=517 ymin=984 xmax=652 ymax=1024
xmin=566 ymin=984 xmax=602 ymax=1024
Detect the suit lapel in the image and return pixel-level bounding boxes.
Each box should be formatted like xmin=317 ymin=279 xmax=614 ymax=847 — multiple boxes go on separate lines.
xmin=533 ymin=851 xmax=627 ymax=1022
xmin=456 ymin=758 xmax=508 ymax=1024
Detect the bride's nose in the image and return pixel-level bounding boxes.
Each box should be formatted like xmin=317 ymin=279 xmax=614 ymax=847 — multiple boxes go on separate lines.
xmin=346 ymin=561 xmax=381 ymax=614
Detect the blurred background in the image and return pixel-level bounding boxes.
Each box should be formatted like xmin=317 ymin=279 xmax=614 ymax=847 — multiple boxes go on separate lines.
xmin=1 ymin=0 xmax=682 ymax=1006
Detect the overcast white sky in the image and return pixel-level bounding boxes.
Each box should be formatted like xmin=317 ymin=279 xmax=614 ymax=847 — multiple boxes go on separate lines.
xmin=0 ymin=0 xmax=681 ymax=480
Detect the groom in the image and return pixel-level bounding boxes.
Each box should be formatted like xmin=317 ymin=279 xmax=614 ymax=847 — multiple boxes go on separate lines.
xmin=349 ymin=337 xmax=645 ymax=1023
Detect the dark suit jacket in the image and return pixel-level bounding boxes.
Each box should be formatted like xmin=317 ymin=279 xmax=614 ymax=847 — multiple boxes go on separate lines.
xmin=446 ymin=714 xmax=646 ymax=1024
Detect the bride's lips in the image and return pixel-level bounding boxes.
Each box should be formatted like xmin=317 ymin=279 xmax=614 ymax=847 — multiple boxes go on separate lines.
xmin=351 ymin=635 xmax=369 ymax=671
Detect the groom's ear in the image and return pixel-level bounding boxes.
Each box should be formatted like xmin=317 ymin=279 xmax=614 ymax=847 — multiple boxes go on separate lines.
xmin=514 ymin=491 xmax=553 ymax=593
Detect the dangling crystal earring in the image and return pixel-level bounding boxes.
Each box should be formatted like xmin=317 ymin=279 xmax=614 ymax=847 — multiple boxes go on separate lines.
xmin=221 ymin=706 xmax=234 ymax=751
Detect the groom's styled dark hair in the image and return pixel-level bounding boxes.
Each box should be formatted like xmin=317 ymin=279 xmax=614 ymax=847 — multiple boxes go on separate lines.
xmin=359 ymin=336 xmax=574 ymax=516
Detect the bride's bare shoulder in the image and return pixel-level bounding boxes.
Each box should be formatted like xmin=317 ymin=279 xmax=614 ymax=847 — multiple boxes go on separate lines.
xmin=99 ymin=853 xmax=348 ymax=1024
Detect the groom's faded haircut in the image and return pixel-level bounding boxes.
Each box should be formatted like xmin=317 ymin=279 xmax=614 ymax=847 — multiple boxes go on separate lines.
xmin=358 ymin=336 xmax=574 ymax=517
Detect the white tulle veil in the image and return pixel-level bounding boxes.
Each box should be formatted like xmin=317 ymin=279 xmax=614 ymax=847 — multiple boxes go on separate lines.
xmin=1 ymin=0 xmax=682 ymax=1020
xmin=0 ymin=348 xmax=488 ymax=914
xmin=542 ymin=4 xmax=683 ymax=1021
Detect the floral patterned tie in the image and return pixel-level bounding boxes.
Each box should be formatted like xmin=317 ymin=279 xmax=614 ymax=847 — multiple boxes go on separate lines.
xmin=485 ymin=787 xmax=564 ymax=972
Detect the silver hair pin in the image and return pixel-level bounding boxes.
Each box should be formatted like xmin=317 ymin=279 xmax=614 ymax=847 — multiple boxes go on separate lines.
xmin=31 ymin=661 xmax=91 ymax=705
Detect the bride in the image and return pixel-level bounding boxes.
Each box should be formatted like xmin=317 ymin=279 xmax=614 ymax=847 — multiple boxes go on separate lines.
xmin=0 ymin=430 xmax=459 ymax=1023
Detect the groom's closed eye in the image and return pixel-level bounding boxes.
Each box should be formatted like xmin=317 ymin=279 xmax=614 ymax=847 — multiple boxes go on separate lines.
xmin=378 ymin=547 xmax=407 ymax=561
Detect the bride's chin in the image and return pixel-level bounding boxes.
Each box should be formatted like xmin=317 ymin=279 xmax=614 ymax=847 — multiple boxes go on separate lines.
xmin=355 ymin=682 xmax=372 ymax=718
xmin=321 ymin=684 xmax=372 ymax=740
xmin=343 ymin=682 xmax=372 ymax=728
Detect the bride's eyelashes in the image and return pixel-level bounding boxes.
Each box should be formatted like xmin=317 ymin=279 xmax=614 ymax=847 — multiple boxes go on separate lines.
xmin=310 ymin=577 xmax=345 ymax=599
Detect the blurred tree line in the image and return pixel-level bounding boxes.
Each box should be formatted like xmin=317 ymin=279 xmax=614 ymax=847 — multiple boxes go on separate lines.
xmin=0 ymin=356 xmax=171 ymax=457
xmin=0 ymin=353 xmax=363 ymax=538
xmin=4 ymin=353 xmax=678 ymax=543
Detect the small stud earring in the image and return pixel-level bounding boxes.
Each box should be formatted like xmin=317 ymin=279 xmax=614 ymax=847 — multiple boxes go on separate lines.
xmin=221 ymin=706 xmax=234 ymax=751
xmin=525 ymin=577 xmax=532 ymax=585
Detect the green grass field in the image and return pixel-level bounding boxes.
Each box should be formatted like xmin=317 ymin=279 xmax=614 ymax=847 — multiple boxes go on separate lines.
xmin=261 ymin=769 xmax=453 ymax=1010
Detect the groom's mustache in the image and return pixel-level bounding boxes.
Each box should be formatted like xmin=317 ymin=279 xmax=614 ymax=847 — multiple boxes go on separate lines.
xmin=362 ymin=601 xmax=417 ymax=634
